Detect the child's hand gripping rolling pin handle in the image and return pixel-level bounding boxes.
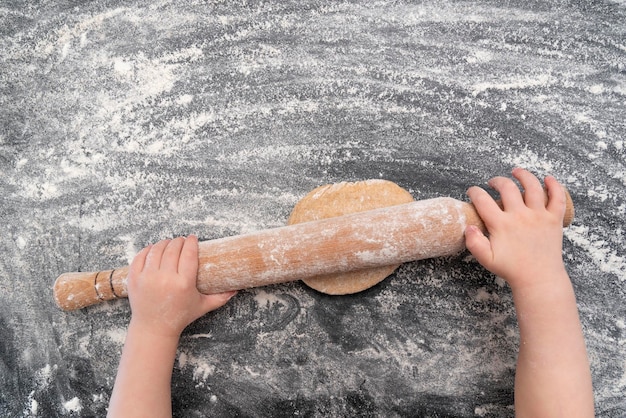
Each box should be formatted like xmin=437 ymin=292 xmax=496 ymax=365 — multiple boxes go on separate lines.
xmin=107 ymin=235 xmax=237 ymax=418
xmin=465 ymin=168 xmax=594 ymax=418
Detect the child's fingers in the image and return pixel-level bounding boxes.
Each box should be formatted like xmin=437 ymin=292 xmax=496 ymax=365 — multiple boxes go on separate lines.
xmin=161 ymin=237 xmax=185 ymax=272
xmin=467 ymin=186 xmax=502 ymax=229
xmin=545 ymin=176 xmax=567 ymax=219
xmin=512 ymin=168 xmax=544 ymax=209
xmin=464 ymin=225 xmax=494 ymax=270
xmin=487 ymin=176 xmax=525 ymax=211
xmin=179 ymin=235 xmax=199 ymax=278
xmin=129 ymin=245 xmax=152 ymax=277
xmin=145 ymin=239 xmax=171 ymax=270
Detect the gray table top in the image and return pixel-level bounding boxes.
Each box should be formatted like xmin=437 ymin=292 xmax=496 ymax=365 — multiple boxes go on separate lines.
xmin=1 ymin=1 xmax=625 ymax=416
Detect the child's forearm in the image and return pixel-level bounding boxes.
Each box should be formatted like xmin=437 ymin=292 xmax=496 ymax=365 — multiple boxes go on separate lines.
xmin=510 ymin=270 xmax=594 ymax=418
xmin=107 ymin=322 xmax=179 ymax=418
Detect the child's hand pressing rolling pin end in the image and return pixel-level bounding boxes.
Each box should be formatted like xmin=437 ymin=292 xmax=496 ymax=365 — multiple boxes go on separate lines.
xmin=464 ymin=167 xmax=594 ymax=418
xmin=107 ymin=235 xmax=237 ymax=418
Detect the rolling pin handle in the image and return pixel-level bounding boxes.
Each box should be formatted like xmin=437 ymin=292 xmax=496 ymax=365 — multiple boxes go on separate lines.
xmin=54 ymin=267 xmax=128 ymax=311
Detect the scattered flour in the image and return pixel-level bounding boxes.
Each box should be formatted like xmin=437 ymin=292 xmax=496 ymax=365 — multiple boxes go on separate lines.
xmin=15 ymin=236 xmax=27 ymax=250
xmin=15 ymin=158 xmax=28 ymax=169
xmin=216 ymin=144 xmax=316 ymax=166
xmin=473 ymin=287 xmax=500 ymax=303
xmin=34 ymin=8 xmax=127 ymax=59
xmin=21 ymin=181 xmax=60 ymax=200
xmin=35 ymin=364 xmax=55 ymax=386
xmin=62 ymin=397 xmax=82 ymax=413
xmin=112 ymin=58 xmax=133 ymax=76
xmin=474 ymin=405 xmax=487 ymax=416
xmin=503 ymin=148 xmax=555 ymax=175
xmin=472 ymin=74 xmax=556 ymax=96
xmin=23 ymin=365 xmax=57 ymax=416
xmin=589 ymin=84 xmax=605 ymax=95
xmin=118 ymin=234 xmax=138 ymax=264
xmin=565 ymin=224 xmax=626 ymax=279
xmin=26 ymin=391 xmax=38 ymax=416
xmin=474 ymin=404 xmax=514 ymax=416
xmin=26 ymin=364 xmax=97 ymax=415
xmin=7 ymin=2 xmax=622 ymax=416
xmin=494 ymin=277 xmax=507 ymax=288
xmin=178 ymin=351 xmax=216 ymax=383
xmin=106 ymin=328 xmax=128 ymax=346
xmin=192 ymin=362 xmax=216 ymax=382
xmin=619 ymin=357 xmax=626 ymax=393
xmin=253 ymin=289 xmax=286 ymax=306
xmin=175 ymin=94 xmax=194 ymax=106
xmin=361 ymin=2 xmax=549 ymax=25
xmin=465 ymin=49 xmax=493 ymax=64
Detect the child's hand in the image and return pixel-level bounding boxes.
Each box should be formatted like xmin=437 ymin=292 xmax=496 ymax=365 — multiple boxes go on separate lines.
xmin=126 ymin=235 xmax=236 ymax=339
xmin=464 ymin=168 xmax=568 ymax=291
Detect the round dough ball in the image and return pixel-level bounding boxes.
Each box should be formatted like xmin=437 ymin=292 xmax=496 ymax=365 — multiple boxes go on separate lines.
xmin=287 ymin=179 xmax=414 ymax=294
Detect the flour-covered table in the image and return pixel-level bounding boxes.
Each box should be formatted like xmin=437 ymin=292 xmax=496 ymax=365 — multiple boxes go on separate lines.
xmin=1 ymin=1 xmax=625 ymax=416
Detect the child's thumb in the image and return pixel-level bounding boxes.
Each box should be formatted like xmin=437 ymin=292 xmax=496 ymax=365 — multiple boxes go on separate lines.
xmin=199 ymin=291 xmax=238 ymax=314
xmin=464 ymin=225 xmax=493 ymax=269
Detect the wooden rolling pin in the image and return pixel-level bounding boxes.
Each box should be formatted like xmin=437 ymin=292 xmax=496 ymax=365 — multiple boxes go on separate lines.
xmin=54 ymin=191 xmax=574 ymax=311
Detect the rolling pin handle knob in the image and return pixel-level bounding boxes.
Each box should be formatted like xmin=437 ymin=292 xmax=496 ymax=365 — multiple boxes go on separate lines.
xmin=54 ymin=268 xmax=128 ymax=311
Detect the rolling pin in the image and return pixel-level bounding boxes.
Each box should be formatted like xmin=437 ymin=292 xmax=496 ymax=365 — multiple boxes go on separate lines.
xmin=54 ymin=191 xmax=574 ymax=311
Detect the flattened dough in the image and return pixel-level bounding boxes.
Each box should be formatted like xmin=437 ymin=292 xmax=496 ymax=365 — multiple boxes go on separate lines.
xmin=287 ymin=179 xmax=414 ymax=294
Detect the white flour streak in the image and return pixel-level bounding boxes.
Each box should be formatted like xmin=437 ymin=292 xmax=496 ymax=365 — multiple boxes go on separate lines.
xmin=118 ymin=235 xmax=138 ymax=264
xmin=503 ymin=148 xmax=555 ymax=175
xmin=35 ymin=8 xmax=127 ymax=59
xmin=360 ymin=3 xmax=549 ymax=24
xmin=587 ymin=184 xmax=612 ymax=202
xmin=183 ymin=212 xmax=282 ymax=235
xmin=22 ymin=181 xmax=60 ymax=200
xmin=472 ymin=74 xmax=557 ymax=96
xmin=619 ymin=358 xmax=626 ymax=391
xmin=216 ymin=145 xmax=315 ymax=165
xmin=565 ymin=224 xmax=626 ymax=279
xmin=465 ymin=50 xmax=494 ymax=64
xmin=90 ymin=45 xmax=206 ymax=157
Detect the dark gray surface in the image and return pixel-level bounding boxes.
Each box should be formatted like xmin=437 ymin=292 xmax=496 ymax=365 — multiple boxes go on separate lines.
xmin=1 ymin=0 xmax=625 ymax=416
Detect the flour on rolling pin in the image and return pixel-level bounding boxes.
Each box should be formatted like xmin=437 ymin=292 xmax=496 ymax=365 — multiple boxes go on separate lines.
xmin=287 ymin=180 xmax=415 ymax=294
xmin=279 ymin=179 xmax=473 ymax=295
xmin=191 ymin=181 xmax=475 ymax=296
xmin=54 ymin=178 xmax=572 ymax=310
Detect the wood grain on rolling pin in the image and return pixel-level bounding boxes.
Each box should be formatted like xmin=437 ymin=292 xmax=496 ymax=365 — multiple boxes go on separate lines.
xmin=286 ymin=180 xmax=416 ymax=295
xmin=195 ymin=197 xmax=473 ymax=294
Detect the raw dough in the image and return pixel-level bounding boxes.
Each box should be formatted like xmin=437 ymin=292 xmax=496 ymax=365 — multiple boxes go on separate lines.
xmin=287 ymin=179 xmax=414 ymax=294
